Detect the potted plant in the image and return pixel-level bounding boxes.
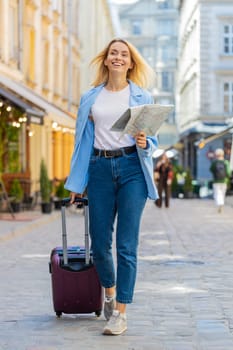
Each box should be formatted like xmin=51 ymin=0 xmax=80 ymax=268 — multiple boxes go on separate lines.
xmin=40 ymin=159 xmax=52 ymax=213
xmin=54 ymin=180 xmax=70 ymax=210
xmin=9 ymin=179 xmax=24 ymax=212
xmin=171 ymin=165 xmax=184 ymax=198
xmin=183 ymin=168 xmax=193 ymax=198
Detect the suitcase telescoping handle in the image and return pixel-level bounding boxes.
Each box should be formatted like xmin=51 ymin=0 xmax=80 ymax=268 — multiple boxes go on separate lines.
xmin=61 ymin=197 xmax=90 ymax=266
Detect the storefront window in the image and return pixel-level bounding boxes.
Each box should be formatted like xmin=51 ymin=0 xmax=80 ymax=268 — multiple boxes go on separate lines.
xmin=0 ymin=104 xmax=26 ymax=174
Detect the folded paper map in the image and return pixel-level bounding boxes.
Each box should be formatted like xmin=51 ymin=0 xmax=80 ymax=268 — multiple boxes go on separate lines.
xmin=110 ymin=104 xmax=174 ymax=137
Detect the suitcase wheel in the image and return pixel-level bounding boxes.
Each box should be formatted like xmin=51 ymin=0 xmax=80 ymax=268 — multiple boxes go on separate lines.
xmin=56 ymin=311 xmax=62 ymax=318
xmin=95 ymin=310 xmax=101 ymax=317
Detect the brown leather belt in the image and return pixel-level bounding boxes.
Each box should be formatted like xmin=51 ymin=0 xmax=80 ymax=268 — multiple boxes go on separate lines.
xmin=93 ymin=145 xmax=136 ymax=158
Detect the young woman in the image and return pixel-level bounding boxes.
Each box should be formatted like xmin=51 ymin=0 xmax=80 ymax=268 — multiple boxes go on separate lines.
xmin=65 ymin=38 xmax=159 ymax=335
xmin=210 ymin=148 xmax=231 ymax=213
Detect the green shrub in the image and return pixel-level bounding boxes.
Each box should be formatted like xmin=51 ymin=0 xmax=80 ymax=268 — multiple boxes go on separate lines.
xmin=9 ymin=179 xmax=24 ymax=202
xmin=183 ymin=168 xmax=193 ymax=194
xmin=171 ymin=165 xmax=184 ymax=195
xmin=55 ymin=180 xmax=69 ymax=199
xmin=40 ymin=159 xmax=51 ymax=203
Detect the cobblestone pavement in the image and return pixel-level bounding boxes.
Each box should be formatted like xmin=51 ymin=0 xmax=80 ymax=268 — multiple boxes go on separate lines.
xmin=0 ymin=198 xmax=233 ymax=350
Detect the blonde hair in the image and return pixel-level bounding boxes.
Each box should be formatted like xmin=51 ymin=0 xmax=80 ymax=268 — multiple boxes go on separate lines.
xmin=215 ymin=148 xmax=224 ymax=158
xmin=90 ymin=38 xmax=155 ymax=89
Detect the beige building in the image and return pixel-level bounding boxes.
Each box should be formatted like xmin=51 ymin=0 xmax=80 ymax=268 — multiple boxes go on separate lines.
xmin=78 ymin=0 xmax=116 ymax=94
xmin=0 ymin=0 xmax=115 ymax=201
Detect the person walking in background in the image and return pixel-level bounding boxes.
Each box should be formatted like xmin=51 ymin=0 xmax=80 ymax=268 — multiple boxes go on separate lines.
xmin=65 ymin=38 xmax=159 ymax=335
xmin=154 ymin=153 xmax=173 ymax=208
xmin=210 ymin=148 xmax=231 ymax=213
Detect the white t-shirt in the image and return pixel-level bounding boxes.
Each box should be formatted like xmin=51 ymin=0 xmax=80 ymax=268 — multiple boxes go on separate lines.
xmin=91 ymin=85 xmax=135 ymax=150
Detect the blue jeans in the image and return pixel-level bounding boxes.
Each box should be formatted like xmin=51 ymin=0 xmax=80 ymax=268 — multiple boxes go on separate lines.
xmin=87 ymin=150 xmax=147 ymax=304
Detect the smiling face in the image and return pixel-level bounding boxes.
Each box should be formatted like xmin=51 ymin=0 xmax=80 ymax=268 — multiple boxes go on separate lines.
xmin=104 ymin=41 xmax=134 ymax=76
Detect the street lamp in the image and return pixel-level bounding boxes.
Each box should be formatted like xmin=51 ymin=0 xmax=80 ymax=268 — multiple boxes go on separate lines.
xmin=196 ymin=125 xmax=233 ymax=149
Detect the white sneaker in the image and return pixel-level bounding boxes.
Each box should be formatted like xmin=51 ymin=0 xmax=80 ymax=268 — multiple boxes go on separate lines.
xmin=104 ymin=296 xmax=115 ymax=321
xmin=103 ymin=310 xmax=127 ymax=335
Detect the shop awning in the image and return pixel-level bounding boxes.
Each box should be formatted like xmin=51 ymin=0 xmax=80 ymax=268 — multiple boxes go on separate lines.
xmin=193 ymin=121 xmax=232 ymax=134
xmin=0 ymin=75 xmax=76 ymax=128
xmin=180 ymin=121 xmax=232 ymax=138
xmin=0 ymin=86 xmax=44 ymax=125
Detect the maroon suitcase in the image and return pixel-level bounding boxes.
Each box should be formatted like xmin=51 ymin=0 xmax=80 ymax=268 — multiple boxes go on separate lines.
xmin=49 ymin=197 xmax=103 ymax=317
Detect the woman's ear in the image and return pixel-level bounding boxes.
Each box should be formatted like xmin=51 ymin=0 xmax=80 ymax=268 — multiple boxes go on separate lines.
xmin=129 ymin=62 xmax=134 ymax=70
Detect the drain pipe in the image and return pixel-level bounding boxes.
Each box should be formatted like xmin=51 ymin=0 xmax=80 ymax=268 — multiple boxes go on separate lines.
xmin=67 ymin=0 xmax=72 ymax=111
xmin=18 ymin=0 xmax=23 ymax=71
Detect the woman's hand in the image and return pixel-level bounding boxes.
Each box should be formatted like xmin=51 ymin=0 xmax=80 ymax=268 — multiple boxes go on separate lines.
xmin=134 ymin=131 xmax=147 ymax=149
xmin=70 ymin=192 xmax=83 ymax=204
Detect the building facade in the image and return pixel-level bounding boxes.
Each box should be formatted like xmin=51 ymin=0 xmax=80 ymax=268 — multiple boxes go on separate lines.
xmin=177 ymin=0 xmax=233 ymax=180
xmin=116 ymin=0 xmax=179 ymax=149
xmin=0 ymin=0 xmax=115 ymax=200
xmin=78 ymin=0 xmax=116 ymax=94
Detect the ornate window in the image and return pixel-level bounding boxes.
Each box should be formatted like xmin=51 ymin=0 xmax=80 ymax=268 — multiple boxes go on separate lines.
xmin=223 ymin=24 xmax=233 ymax=55
xmin=157 ymin=19 xmax=174 ymax=36
xmin=223 ymin=82 xmax=233 ymax=113
xmin=132 ymin=20 xmax=143 ymax=35
xmin=157 ymin=0 xmax=170 ymax=9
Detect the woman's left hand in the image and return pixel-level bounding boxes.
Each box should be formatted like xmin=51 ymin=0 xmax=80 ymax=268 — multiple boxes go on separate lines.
xmin=134 ymin=131 xmax=147 ymax=149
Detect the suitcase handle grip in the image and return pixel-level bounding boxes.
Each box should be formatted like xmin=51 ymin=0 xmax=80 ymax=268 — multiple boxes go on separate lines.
xmin=61 ymin=197 xmax=88 ymax=206
xmin=61 ymin=196 xmax=90 ymax=266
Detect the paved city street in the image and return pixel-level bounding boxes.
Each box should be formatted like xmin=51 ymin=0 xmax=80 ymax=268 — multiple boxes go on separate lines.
xmin=0 ymin=197 xmax=233 ymax=350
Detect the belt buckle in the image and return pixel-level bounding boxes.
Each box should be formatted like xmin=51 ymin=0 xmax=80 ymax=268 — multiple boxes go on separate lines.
xmin=103 ymin=150 xmax=112 ymax=158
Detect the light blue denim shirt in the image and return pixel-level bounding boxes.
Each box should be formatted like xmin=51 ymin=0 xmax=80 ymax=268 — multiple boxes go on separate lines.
xmin=65 ymin=80 xmax=159 ymax=200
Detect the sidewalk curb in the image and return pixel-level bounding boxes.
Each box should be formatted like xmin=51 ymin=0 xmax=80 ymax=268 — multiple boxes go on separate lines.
xmin=226 ymin=196 xmax=233 ymax=207
xmin=0 ymin=211 xmax=60 ymax=243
